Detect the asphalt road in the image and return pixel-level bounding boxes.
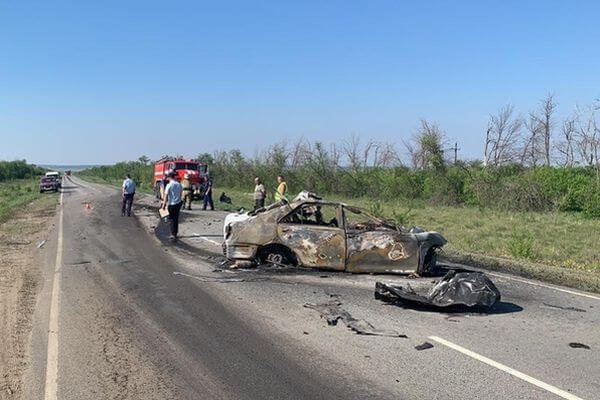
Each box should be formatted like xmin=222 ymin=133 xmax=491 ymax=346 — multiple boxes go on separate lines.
xmin=23 ymin=176 xmax=600 ymax=399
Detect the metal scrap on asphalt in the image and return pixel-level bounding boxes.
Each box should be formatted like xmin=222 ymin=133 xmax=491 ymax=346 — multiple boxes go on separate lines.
xmin=414 ymin=342 xmax=434 ymax=351
xmin=304 ymin=301 xmax=407 ymax=338
xmin=569 ymin=342 xmax=591 ymax=350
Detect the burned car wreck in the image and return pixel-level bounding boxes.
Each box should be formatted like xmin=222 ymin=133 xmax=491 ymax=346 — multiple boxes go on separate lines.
xmin=223 ymin=192 xmax=447 ymax=275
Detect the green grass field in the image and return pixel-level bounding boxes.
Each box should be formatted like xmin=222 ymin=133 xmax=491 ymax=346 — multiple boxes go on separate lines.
xmin=0 ymin=179 xmax=60 ymax=224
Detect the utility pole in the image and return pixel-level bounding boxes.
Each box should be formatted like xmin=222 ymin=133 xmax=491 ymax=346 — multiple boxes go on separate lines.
xmin=444 ymin=142 xmax=461 ymax=165
xmin=453 ymin=142 xmax=459 ymax=164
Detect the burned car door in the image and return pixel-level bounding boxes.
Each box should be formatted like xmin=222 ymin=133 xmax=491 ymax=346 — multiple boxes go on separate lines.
xmin=343 ymin=206 xmax=420 ymax=273
xmin=277 ymin=203 xmax=346 ymax=270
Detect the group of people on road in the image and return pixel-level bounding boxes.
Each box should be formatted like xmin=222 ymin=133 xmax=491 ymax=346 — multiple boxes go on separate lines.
xmin=121 ymin=172 xmax=288 ymax=242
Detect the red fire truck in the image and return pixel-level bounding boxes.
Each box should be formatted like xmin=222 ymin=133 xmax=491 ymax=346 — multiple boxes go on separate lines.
xmin=153 ymin=156 xmax=209 ymax=200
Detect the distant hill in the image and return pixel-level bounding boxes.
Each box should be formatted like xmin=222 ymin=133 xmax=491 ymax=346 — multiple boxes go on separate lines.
xmin=38 ymin=164 xmax=106 ymax=172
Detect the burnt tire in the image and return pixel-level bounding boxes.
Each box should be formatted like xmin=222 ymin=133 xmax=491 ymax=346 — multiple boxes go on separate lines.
xmin=257 ymin=245 xmax=297 ymax=267
xmin=419 ymin=247 xmax=440 ymax=276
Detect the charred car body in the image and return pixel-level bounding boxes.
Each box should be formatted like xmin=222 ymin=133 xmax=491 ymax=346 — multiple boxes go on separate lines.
xmin=223 ymin=193 xmax=447 ymax=275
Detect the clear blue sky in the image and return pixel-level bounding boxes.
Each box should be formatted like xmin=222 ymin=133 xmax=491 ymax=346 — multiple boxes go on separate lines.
xmin=1 ymin=1 xmax=599 ymax=164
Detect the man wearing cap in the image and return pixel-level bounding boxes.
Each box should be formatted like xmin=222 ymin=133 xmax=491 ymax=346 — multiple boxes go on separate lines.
xmin=162 ymin=171 xmax=183 ymax=240
xmin=181 ymin=173 xmax=193 ymax=210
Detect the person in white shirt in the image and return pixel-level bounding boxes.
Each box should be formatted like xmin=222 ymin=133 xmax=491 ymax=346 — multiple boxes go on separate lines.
xmin=121 ymin=174 xmax=136 ymax=217
xmin=253 ymin=177 xmax=266 ymax=210
xmin=162 ymin=171 xmax=183 ymax=240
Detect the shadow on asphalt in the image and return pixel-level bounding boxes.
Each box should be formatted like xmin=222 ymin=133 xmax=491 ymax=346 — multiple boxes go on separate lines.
xmin=380 ymin=300 xmax=523 ymax=315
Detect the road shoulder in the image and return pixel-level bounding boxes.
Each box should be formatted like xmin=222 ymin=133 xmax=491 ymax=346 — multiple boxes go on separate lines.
xmin=0 ymin=196 xmax=58 ymax=399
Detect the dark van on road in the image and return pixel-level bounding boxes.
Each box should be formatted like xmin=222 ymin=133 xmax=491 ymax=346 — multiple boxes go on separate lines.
xmin=39 ymin=176 xmax=61 ymax=193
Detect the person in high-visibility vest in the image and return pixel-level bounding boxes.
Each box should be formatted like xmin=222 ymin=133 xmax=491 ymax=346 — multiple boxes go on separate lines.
xmin=274 ymin=175 xmax=287 ymax=202
xmin=181 ymin=173 xmax=193 ymax=210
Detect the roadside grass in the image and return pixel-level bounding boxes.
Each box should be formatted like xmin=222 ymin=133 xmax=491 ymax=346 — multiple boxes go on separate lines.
xmin=0 ymin=179 xmax=59 ymax=224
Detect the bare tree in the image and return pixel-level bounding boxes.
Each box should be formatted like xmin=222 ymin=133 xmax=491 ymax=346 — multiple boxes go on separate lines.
xmin=522 ymin=113 xmax=543 ymax=166
xmin=329 ymin=143 xmax=341 ymax=166
xmin=290 ymin=138 xmax=311 ymax=168
xmin=374 ymin=142 xmax=401 ymax=167
xmin=524 ymin=93 xmax=556 ymax=166
xmin=343 ymin=134 xmax=362 ymax=170
xmin=402 ymin=139 xmax=419 ymax=169
xmin=362 ymin=138 xmax=377 ymax=167
xmin=484 ymin=105 xmax=523 ymax=166
xmin=574 ymin=104 xmax=599 ymax=166
xmin=556 ymin=116 xmax=576 ymax=167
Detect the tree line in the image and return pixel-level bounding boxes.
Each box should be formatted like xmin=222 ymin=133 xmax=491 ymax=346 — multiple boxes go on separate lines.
xmin=0 ymin=160 xmax=46 ymax=182
xmin=81 ymin=94 xmax=600 ymax=217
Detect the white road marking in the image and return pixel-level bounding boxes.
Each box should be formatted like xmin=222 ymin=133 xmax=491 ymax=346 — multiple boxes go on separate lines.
xmin=199 ymin=236 xmax=221 ymax=246
xmin=44 ymin=190 xmax=64 ymax=400
xmin=429 ymin=336 xmax=585 ymax=400
xmin=486 ymin=272 xmax=600 ymax=301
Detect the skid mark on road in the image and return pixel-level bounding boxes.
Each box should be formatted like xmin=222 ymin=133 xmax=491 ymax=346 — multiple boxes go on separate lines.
xmin=44 ymin=188 xmax=63 ymax=400
xmin=429 ymin=336 xmax=585 ymax=400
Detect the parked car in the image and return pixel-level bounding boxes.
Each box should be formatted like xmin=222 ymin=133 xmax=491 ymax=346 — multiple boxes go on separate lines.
xmin=39 ymin=176 xmax=61 ymax=193
xmin=223 ymin=192 xmax=447 ymax=275
xmin=45 ymin=171 xmax=61 ymax=179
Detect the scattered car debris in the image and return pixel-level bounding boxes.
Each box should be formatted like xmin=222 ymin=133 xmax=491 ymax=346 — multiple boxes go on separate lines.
xmin=65 ymin=260 xmax=92 ymax=266
xmin=37 ymin=239 xmax=47 ymax=249
xmin=304 ymin=301 xmax=406 ymax=338
xmin=542 ymin=303 xmax=586 ymax=313
xmin=223 ymin=191 xmax=446 ymax=275
xmin=375 ymin=270 xmax=501 ymax=309
xmin=414 ymin=342 xmax=434 ymax=351
xmin=569 ymin=342 xmax=590 ymax=350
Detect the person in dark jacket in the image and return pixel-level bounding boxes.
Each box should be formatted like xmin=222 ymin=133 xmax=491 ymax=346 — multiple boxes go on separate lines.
xmin=203 ymin=178 xmax=214 ymax=210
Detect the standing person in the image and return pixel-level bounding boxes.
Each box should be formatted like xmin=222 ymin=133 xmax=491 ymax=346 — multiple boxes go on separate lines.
xmin=181 ymin=173 xmax=193 ymax=210
xmin=253 ymin=177 xmax=266 ymax=210
xmin=162 ymin=171 xmax=183 ymax=241
xmin=203 ymin=178 xmax=214 ymax=211
xmin=121 ymin=174 xmax=136 ymax=217
xmin=274 ymin=175 xmax=287 ymax=202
